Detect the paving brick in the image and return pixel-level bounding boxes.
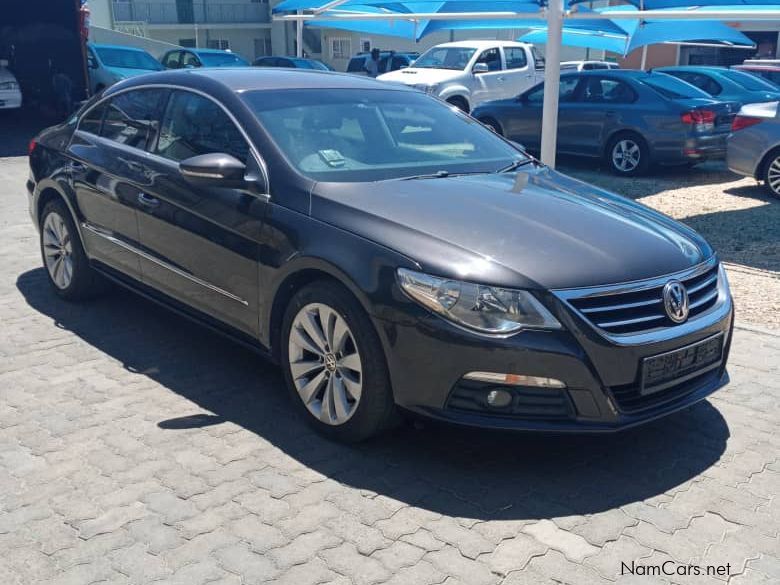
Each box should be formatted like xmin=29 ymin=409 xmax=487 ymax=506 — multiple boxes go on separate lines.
xmin=523 ymin=519 xmax=600 ymax=562
xmin=321 ymin=542 xmax=391 ymax=585
xmin=214 ymin=543 xmax=280 ymax=584
xmin=485 ymin=533 xmax=548 ymax=575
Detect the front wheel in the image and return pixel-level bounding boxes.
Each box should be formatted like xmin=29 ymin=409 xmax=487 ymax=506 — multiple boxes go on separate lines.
xmin=762 ymin=151 xmax=780 ymax=199
xmin=606 ymin=134 xmax=649 ymax=176
xmin=280 ymin=282 xmax=396 ymax=442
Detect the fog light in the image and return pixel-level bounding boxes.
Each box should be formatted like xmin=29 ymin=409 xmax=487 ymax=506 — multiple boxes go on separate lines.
xmin=486 ymin=389 xmax=512 ymax=408
xmin=464 ymin=372 xmax=566 ymax=389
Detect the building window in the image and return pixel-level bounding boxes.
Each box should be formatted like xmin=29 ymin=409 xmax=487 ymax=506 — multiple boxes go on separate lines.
xmin=179 ymin=38 xmax=196 ymax=48
xmin=254 ymin=38 xmax=272 ymax=58
xmin=207 ymin=39 xmax=230 ymax=51
xmin=331 ymin=38 xmax=351 ymax=59
xmin=360 ymin=38 xmax=371 ymax=53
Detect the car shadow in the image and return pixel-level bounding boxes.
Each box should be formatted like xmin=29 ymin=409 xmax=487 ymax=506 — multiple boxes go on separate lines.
xmin=17 ymin=267 xmax=730 ymax=520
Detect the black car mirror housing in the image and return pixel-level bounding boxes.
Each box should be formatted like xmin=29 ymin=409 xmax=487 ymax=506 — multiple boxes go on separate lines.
xmin=179 ymin=153 xmax=248 ymax=187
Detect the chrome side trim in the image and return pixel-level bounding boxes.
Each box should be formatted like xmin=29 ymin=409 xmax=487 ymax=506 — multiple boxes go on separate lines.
xmin=81 ymin=222 xmax=249 ymax=306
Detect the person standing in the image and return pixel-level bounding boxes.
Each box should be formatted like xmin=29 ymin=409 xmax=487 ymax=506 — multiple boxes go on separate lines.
xmin=365 ymin=48 xmax=381 ymax=78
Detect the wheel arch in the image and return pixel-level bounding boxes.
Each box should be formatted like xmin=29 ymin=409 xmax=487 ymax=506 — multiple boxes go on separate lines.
xmin=265 ymin=258 xmax=379 ymax=362
xmin=756 ymin=144 xmax=780 ymax=182
xmin=602 ymin=128 xmax=649 ymax=159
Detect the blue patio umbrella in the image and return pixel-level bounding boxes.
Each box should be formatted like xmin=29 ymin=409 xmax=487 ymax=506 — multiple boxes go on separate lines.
xmin=520 ymin=6 xmax=756 ymax=56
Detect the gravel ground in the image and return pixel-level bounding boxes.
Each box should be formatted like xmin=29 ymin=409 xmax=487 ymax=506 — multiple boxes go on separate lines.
xmin=561 ymin=158 xmax=780 ymax=330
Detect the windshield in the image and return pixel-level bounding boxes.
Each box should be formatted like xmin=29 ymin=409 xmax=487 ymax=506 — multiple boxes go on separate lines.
xmin=243 ymin=89 xmax=525 ymax=182
xmin=412 ymin=47 xmax=476 ymax=71
xmin=720 ymin=69 xmax=779 ymax=92
xmin=199 ymin=52 xmax=248 ymax=67
xmin=641 ymin=73 xmax=711 ymax=99
xmin=94 ymin=47 xmax=162 ymax=71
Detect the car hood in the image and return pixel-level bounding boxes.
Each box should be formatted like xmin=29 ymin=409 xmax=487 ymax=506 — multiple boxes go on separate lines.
xmin=310 ymin=167 xmax=712 ymax=290
xmin=377 ymin=67 xmax=464 ymax=85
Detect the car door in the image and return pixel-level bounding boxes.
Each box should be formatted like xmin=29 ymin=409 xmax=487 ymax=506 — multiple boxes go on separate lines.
xmin=67 ymin=88 xmax=169 ymax=281
xmin=565 ymin=76 xmax=638 ymax=154
xmin=135 ymin=89 xmax=267 ymax=336
xmin=470 ymin=48 xmax=506 ymax=106
xmin=502 ymin=47 xmax=536 ymax=97
xmin=502 ymin=76 xmax=582 ymax=152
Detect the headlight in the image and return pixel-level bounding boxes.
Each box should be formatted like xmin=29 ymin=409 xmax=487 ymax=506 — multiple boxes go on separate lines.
xmin=397 ymin=268 xmax=561 ymax=334
xmin=0 ymin=81 xmax=19 ymax=90
xmin=413 ymin=83 xmax=438 ymax=94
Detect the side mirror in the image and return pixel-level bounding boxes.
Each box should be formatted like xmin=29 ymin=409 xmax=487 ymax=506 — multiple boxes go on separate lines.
xmin=180 ymin=153 xmax=247 ymax=186
xmin=473 ymin=63 xmax=489 ymax=74
xmin=180 ymin=153 xmax=269 ymax=195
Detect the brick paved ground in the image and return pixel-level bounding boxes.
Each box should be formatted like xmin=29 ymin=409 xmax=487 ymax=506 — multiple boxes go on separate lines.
xmin=1 ymin=155 xmax=778 ymax=584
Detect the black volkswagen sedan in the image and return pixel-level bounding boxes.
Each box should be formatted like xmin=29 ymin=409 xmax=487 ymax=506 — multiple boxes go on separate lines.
xmin=27 ymin=69 xmax=733 ymax=442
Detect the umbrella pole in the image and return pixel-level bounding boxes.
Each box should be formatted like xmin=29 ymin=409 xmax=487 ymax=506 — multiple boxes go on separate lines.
xmin=540 ymin=0 xmax=564 ymax=168
xmin=297 ymin=10 xmax=304 ymax=57
xmin=640 ymin=45 xmax=647 ymax=70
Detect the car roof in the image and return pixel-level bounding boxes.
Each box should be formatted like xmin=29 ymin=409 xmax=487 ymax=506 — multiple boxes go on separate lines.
xmin=656 ymin=66 xmax=727 ymax=72
xmin=89 ymin=43 xmax=150 ymax=53
xmin=433 ymin=40 xmax=530 ymax=49
xmin=190 ymin=48 xmax=238 ymax=55
xmin=563 ymin=69 xmax=653 ymax=78
xmin=115 ymin=67 xmax=418 ymax=93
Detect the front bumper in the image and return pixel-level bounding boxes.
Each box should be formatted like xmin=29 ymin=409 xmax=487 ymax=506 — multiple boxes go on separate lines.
xmin=0 ymin=90 xmax=22 ymax=109
xmin=375 ymin=275 xmax=733 ymax=432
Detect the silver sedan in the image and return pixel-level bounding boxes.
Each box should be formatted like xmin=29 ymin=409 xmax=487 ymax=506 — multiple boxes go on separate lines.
xmin=727 ymin=101 xmax=780 ymax=198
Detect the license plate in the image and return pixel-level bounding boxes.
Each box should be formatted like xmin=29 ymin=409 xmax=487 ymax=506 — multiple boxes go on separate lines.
xmin=641 ymin=334 xmax=723 ymax=394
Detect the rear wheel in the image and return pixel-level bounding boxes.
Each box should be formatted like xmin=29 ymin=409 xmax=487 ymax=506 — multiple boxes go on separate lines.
xmin=281 ymin=281 xmax=395 ymax=442
xmin=40 ymin=199 xmax=107 ymax=301
xmin=606 ymin=133 xmax=649 ymax=176
xmin=446 ymin=96 xmax=469 ymax=113
xmin=762 ymin=151 xmax=780 ymax=199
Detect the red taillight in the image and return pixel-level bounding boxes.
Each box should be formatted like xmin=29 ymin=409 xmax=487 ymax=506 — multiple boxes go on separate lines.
xmin=28 ymin=139 xmax=38 ymax=156
xmin=681 ymin=109 xmax=716 ymax=125
xmin=731 ymin=115 xmax=763 ymax=132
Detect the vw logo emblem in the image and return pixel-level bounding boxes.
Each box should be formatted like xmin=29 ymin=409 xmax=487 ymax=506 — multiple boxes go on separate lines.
xmin=324 ymin=353 xmax=337 ymax=372
xmin=662 ymin=280 xmax=689 ymax=323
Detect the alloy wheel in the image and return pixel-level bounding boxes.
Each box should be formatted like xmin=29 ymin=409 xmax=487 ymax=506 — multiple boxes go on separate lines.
xmin=612 ymin=139 xmax=641 ymax=173
xmin=767 ymin=156 xmax=780 ymax=196
xmin=42 ymin=212 xmax=74 ymax=290
xmin=288 ymin=302 xmax=363 ymax=425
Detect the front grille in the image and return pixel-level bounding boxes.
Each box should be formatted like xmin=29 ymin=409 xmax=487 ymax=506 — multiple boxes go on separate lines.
xmin=447 ymin=380 xmax=574 ymax=419
xmin=563 ymin=264 xmax=720 ymax=335
xmin=610 ymin=367 xmax=721 ymax=413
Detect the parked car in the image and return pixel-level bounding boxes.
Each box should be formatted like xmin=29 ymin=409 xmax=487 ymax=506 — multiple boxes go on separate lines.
xmin=731 ymin=64 xmax=780 ymax=87
xmin=0 ymin=59 xmax=22 ymax=109
xmin=160 ymin=48 xmax=249 ymax=69
xmin=28 ymin=69 xmax=733 ymax=441
xmin=87 ymin=43 xmax=163 ymax=94
xmin=346 ymin=51 xmax=418 ymax=76
xmin=377 ymin=40 xmax=544 ymax=112
xmin=727 ymin=100 xmax=780 ymax=199
xmin=656 ymin=66 xmax=780 ymax=107
xmin=473 ymin=70 xmax=739 ymax=175
xmin=253 ymin=56 xmax=333 ymax=71
xmin=561 ymin=60 xmax=619 ymax=71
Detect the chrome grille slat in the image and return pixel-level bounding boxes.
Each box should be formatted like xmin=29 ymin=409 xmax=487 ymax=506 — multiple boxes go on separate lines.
xmin=555 ymin=260 xmax=721 ymax=336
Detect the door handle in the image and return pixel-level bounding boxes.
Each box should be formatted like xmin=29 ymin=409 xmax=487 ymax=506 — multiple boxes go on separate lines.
xmin=137 ymin=192 xmax=160 ymax=208
xmin=69 ymin=161 xmax=87 ymax=172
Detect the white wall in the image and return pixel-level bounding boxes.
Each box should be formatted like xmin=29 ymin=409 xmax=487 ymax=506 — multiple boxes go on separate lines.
xmin=141 ymin=27 xmax=272 ymax=61
xmin=90 ymin=26 xmax=180 ymax=57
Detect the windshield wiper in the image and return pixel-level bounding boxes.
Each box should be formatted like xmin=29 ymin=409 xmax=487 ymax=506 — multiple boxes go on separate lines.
xmin=496 ymin=159 xmax=535 ymax=174
xmin=398 ymin=170 xmax=451 ymax=181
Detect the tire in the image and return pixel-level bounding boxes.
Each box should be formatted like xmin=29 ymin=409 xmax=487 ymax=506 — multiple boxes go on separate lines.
xmin=761 ymin=150 xmax=780 ymax=200
xmin=480 ymin=117 xmax=503 ymax=136
xmin=40 ymin=199 xmax=107 ymax=301
xmin=606 ymin=133 xmax=650 ymax=176
xmin=280 ymin=281 xmax=396 ymax=442
xmin=446 ymin=96 xmax=470 ymax=113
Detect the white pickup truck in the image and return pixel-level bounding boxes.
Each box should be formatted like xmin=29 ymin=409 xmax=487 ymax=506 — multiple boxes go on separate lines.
xmin=377 ymin=40 xmax=544 ymax=113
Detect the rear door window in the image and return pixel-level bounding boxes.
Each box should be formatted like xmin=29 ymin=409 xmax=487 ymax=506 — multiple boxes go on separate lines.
xmin=100 ymin=89 xmax=168 ymax=150
xmin=504 ymin=48 xmax=528 ymax=70
xmin=182 ymin=52 xmax=201 ymax=68
xmin=155 ymin=90 xmax=249 ymax=163
xmin=163 ymin=51 xmax=182 ymax=69
xmin=581 ymin=78 xmax=636 ymax=103
xmin=80 ymin=102 xmax=107 ymax=135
